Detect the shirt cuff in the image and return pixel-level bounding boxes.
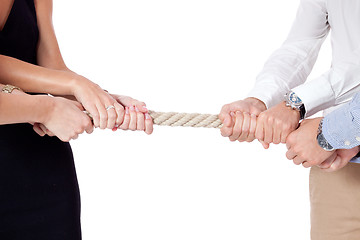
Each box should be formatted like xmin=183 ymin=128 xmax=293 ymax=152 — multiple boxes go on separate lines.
xmin=292 ymin=76 xmax=335 ymax=117
xmin=247 ymin=83 xmax=288 ymax=109
xmin=322 ymin=105 xmax=360 ymax=149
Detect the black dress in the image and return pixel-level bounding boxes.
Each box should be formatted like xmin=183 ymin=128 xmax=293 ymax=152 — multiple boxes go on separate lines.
xmin=0 ymin=0 xmax=82 ymax=239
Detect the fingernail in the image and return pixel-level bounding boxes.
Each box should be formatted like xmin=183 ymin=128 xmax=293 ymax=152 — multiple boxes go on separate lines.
xmin=125 ymin=107 xmax=129 ymax=114
xmin=130 ymin=106 xmax=135 ymax=111
xmin=145 ymin=113 xmax=151 ymax=120
xmin=135 ymin=106 xmax=139 ymax=112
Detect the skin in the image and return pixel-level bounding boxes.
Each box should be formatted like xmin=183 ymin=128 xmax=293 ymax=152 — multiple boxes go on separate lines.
xmin=286 ymin=117 xmax=359 ymax=171
xmin=220 ymin=99 xmax=358 ymax=172
xmin=0 ymin=0 xmax=153 ymax=140
xmin=255 ymin=101 xmax=300 ymax=147
xmin=219 ymin=97 xmax=266 ymax=143
xmin=286 ymin=118 xmax=334 ymax=167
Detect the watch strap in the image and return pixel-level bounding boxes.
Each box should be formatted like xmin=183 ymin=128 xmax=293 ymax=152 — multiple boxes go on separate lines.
xmin=317 ymin=119 xmax=334 ymax=151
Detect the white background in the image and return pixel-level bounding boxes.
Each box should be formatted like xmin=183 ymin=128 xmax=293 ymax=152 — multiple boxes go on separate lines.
xmin=53 ymin=0 xmax=331 ymax=239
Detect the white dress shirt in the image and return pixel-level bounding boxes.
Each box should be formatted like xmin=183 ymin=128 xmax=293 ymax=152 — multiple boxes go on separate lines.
xmin=248 ymin=0 xmax=360 ymax=117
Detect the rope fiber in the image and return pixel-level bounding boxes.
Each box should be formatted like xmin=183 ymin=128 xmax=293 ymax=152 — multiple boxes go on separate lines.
xmin=148 ymin=111 xmax=223 ymax=129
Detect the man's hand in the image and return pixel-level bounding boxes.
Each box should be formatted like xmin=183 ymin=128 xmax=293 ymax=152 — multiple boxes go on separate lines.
xmin=318 ymin=147 xmax=359 ymax=172
xmin=219 ymin=98 xmax=266 ymax=142
xmin=285 ymin=118 xmax=334 ymax=167
xmin=255 ymin=101 xmax=300 ymax=148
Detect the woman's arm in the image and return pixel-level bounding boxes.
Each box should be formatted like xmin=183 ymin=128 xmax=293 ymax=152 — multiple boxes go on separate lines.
xmin=0 ymin=83 xmax=93 ymax=141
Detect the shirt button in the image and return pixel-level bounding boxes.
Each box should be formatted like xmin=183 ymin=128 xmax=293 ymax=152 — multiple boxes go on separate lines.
xmin=356 ymin=137 xmax=360 ymax=142
xmin=345 ymin=141 xmax=351 ymax=146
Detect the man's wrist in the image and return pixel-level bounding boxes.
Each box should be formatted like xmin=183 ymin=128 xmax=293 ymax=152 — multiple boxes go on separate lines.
xmin=281 ymin=101 xmax=301 ymax=121
xmin=284 ymin=91 xmax=306 ymax=120
xmin=244 ymin=97 xmax=267 ymax=111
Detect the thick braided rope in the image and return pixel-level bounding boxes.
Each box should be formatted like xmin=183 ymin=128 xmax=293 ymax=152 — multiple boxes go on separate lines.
xmin=148 ymin=110 xmax=223 ymax=129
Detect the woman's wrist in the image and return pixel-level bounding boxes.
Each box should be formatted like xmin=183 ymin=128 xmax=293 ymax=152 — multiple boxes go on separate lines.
xmin=33 ymin=95 xmax=55 ymax=124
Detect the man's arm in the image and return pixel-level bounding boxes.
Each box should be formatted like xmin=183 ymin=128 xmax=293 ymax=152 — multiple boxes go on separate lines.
xmin=286 ymin=92 xmax=360 ymax=170
xmin=247 ymin=0 xmax=329 ymax=110
xmin=221 ymin=0 xmax=330 ymax=144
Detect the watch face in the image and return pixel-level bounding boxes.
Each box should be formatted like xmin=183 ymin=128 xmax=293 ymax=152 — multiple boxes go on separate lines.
xmin=317 ymin=133 xmax=334 ymax=151
xmin=289 ymin=92 xmax=302 ymax=104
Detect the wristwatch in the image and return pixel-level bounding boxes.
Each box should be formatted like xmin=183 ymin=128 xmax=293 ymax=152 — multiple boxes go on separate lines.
xmin=284 ymin=91 xmax=306 ymax=120
xmin=317 ymin=119 xmax=334 ymax=151
xmin=1 ymin=84 xmax=22 ymax=94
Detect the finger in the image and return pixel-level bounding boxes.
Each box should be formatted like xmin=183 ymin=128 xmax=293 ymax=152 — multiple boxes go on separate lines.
xmin=135 ymin=103 xmax=148 ymax=113
xmin=281 ymin=131 xmax=288 ymax=144
xmin=114 ymin=102 xmax=125 ymax=128
xmin=97 ymin=103 xmax=108 ymax=130
xmin=273 ymin=123 xmax=281 ymax=144
xmin=335 ymin=157 xmax=350 ymax=171
xmin=245 ymin=114 xmax=257 ymax=142
xmin=293 ymin=156 xmax=305 ymax=165
xmin=229 ymin=112 xmax=243 ymax=142
xmin=302 ymin=162 xmax=312 ymax=168
xmin=259 ymin=140 xmax=269 ymax=149
xmin=71 ymin=134 xmax=79 ymax=140
xmin=106 ymin=107 xmax=117 ymax=129
xmin=47 ymin=130 xmax=55 ymax=137
xmin=220 ymin=114 xmax=234 ymax=137
xmin=84 ymin=118 xmax=94 ymax=134
xmin=286 ymin=141 xmax=291 ymax=150
xmin=129 ymin=106 xmax=137 ymax=131
xmin=87 ymin=104 xmax=100 ymax=128
xmin=322 ymin=156 xmax=342 ymax=172
xmin=286 ymin=150 xmax=297 ymax=160
xmin=238 ymin=112 xmax=251 ymax=142
xmin=119 ymin=107 xmax=130 ymax=130
xmin=255 ymin=117 xmax=264 ymax=142
xmin=318 ymin=154 xmax=337 ymax=169
xmin=263 ymin=120 xmax=273 ymax=145
xmin=136 ymin=112 xmax=145 ymax=131
xmin=144 ymin=113 xmax=153 ymax=135
xmin=116 ymin=96 xmax=134 ymax=108
xmin=33 ymin=123 xmax=46 ymax=137
xmin=39 ymin=124 xmax=48 ymax=134
xmin=219 ymin=104 xmax=231 ymax=122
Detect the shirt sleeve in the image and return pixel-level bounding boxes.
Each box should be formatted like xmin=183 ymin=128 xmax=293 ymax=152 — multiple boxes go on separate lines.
xmin=293 ymin=47 xmax=360 ymax=116
xmin=247 ymin=0 xmax=330 ymax=109
xmin=322 ymin=92 xmax=360 ymax=149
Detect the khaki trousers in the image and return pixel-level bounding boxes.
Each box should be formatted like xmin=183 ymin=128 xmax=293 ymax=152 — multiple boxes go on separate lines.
xmin=310 ymin=163 xmax=360 ymax=240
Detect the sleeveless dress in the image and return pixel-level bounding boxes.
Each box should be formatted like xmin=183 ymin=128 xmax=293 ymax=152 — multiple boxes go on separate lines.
xmin=0 ymin=0 xmax=82 ymax=239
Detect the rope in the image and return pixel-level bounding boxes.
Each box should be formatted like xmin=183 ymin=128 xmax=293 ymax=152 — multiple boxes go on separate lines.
xmin=84 ymin=110 xmax=223 ymax=129
xmin=148 ymin=111 xmax=223 ymax=129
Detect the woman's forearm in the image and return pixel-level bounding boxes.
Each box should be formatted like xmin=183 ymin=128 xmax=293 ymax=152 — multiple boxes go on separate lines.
xmin=0 ymin=87 xmax=52 ymax=125
xmin=0 ymin=54 xmax=79 ymax=95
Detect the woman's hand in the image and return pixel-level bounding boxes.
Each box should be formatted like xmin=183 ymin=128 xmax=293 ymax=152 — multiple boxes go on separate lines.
xmin=40 ymin=96 xmax=94 ymax=142
xmin=110 ymin=94 xmax=153 ymax=135
xmin=71 ymin=75 xmax=124 ymax=130
xmin=32 ymin=122 xmax=54 ymax=137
